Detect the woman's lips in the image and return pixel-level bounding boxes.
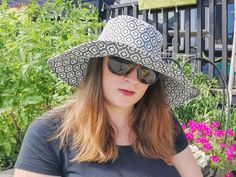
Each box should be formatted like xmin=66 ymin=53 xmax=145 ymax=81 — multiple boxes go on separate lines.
xmin=118 ymin=89 xmax=135 ymax=96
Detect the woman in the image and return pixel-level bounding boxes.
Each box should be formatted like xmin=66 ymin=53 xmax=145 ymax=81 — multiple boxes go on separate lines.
xmin=14 ymin=15 xmax=202 ymax=177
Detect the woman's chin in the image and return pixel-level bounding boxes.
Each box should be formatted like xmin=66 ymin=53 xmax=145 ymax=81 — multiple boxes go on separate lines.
xmin=107 ymin=101 xmax=135 ymax=110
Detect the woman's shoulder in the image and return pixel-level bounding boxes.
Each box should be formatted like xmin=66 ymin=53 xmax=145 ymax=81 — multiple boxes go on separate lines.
xmin=15 ymin=116 xmax=63 ymax=175
xmin=24 ymin=115 xmax=62 ymax=146
xmin=31 ymin=115 xmax=61 ymax=129
xmin=28 ymin=116 xmax=60 ymax=134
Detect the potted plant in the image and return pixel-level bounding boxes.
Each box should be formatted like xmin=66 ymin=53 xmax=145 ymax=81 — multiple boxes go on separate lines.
xmin=182 ymin=120 xmax=236 ymax=177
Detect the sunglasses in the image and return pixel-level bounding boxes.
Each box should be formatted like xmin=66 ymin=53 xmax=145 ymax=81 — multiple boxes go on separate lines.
xmin=107 ymin=56 xmax=160 ymax=85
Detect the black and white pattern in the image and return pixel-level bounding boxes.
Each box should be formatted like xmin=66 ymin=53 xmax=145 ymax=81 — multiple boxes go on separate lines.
xmin=47 ymin=15 xmax=200 ymax=109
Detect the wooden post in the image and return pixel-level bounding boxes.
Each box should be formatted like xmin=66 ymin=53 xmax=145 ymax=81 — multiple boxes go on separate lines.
xmin=228 ymin=1 xmax=236 ymax=104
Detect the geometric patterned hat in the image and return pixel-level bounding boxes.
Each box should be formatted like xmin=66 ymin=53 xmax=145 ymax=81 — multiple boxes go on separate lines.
xmin=47 ymin=15 xmax=200 ymax=109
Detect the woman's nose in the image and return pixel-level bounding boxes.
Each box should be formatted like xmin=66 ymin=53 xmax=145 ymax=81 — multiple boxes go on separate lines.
xmin=123 ymin=68 xmax=139 ymax=84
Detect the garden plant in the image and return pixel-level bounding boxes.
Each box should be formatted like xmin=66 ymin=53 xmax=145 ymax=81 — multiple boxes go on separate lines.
xmin=173 ymin=55 xmax=236 ymax=176
xmin=0 ymin=0 xmax=102 ymax=170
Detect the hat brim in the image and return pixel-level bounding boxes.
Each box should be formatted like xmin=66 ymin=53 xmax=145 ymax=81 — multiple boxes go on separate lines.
xmin=47 ymin=40 xmax=200 ymax=109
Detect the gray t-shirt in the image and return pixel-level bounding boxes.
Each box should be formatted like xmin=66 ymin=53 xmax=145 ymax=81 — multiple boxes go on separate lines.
xmin=14 ymin=115 xmax=188 ymax=177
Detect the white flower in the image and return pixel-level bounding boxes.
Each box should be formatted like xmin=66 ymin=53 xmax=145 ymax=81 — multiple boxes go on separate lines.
xmin=190 ymin=144 xmax=199 ymax=152
xmin=190 ymin=145 xmax=210 ymax=168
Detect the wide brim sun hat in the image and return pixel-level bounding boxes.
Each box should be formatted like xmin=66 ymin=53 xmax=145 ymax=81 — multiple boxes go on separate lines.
xmin=47 ymin=15 xmax=200 ymax=109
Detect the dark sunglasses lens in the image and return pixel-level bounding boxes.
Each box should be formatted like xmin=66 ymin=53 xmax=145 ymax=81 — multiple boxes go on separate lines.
xmin=108 ymin=56 xmax=134 ymax=75
xmin=137 ymin=66 xmax=158 ymax=85
xmin=108 ymin=56 xmax=159 ymax=85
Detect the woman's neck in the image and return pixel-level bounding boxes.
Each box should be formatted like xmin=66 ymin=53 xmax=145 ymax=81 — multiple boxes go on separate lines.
xmin=105 ymin=104 xmax=135 ymax=145
xmin=106 ymin=105 xmax=133 ymax=129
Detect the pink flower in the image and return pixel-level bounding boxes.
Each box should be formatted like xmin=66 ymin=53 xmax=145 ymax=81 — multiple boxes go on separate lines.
xmin=198 ymin=123 xmax=207 ymax=131
xmin=190 ymin=125 xmax=198 ymax=132
xmin=195 ymin=137 xmax=208 ymax=144
xmin=225 ymin=148 xmax=235 ymax=161
xmin=226 ymin=154 xmax=234 ymax=161
xmin=185 ymin=133 xmax=194 ymax=141
xmin=181 ymin=124 xmax=186 ymax=130
xmin=228 ymin=144 xmax=236 ymax=151
xmin=220 ymin=142 xmax=226 ymax=148
xmin=214 ymin=130 xmax=225 ymax=138
xmin=203 ymin=143 xmax=212 ymax=151
xmin=226 ymin=129 xmax=235 ymax=137
xmin=187 ymin=120 xmax=196 ymax=127
xmin=225 ymin=147 xmax=235 ymax=161
xmin=211 ymin=155 xmax=219 ymax=163
xmin=211 ymin=121 xmax=220 ymax=128
xmin=205 ymin=128 xmax=213 ymax=136
xmin=225 ymin=171 xmax=233 ymax=177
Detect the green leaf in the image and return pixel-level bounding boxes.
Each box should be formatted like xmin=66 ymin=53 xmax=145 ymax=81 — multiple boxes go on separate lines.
xmin=10 ymin=137 xmax=17 ymax=144
xmin=21 ymin=96 xmax=44 ymax=105
xmin=3 ymin=142 xmax=11 ymax=157
xmin=0 ymin=107 xmax=12 ymax=114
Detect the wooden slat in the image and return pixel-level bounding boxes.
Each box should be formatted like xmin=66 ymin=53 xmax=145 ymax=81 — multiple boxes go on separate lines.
xmin=228 ymin=0 xmax=236 ymax=104
xmin=105 ymin=7 xmax=110 ymax=20
xmin=133 ymin=4 xmax=138 ymax=18
xmin=123 ymin=6 xmax=128 ymax=15
xmin=197 ymin=0 xmax=203 ymax=57
xmin=152 ymin=10 xmax=158 ymax=30
xmin=173 ymin=10 xmax=179 ymax=58
xmin=222 ymin=0 xmax=228 ymax=80
xmin=142 ymin=10 xmax=148 ymax=22
xmin=115 ymin=8 xmax=119 ymax=17
xmin=196 ymin=0 xmax=203 ymax=71
xmin=162 ymin=10 xmax=168 ymax=53
xmin=208 ymin=0 xmax=215 ymax=79
xmin=185 ymin=8 xmax=191 ymax=55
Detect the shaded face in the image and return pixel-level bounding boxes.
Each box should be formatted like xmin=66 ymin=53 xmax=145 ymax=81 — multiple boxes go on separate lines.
xmin=102 ymin=56 xmax=149 ymax=110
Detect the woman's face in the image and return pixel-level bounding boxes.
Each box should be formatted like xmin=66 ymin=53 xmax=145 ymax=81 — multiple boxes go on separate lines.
xmin=102 ymin=56 xmax=149 ymax=110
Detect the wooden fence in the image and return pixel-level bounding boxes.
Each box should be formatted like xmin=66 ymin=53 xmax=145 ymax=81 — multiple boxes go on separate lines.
xmin=101 ymin=0 xmax=235 ymax=87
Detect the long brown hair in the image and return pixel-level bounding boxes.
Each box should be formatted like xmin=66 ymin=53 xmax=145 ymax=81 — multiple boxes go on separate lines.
xmin=47 ymin=57 xmax=176 ymax=165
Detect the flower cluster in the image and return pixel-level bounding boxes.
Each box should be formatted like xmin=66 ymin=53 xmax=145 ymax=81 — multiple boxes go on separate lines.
xmin=182 ymin=120 xmax=236 ymax=176
xmin=189 ymin=144 xmax=209 ymax=168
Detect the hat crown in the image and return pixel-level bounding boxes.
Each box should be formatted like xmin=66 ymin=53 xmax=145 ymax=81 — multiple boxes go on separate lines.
xmin=98 ymin=15 xmax=163 ymax=58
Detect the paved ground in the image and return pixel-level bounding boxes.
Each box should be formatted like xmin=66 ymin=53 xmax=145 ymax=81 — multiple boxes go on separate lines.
xmin=0 ymin=169 xmax=14 ymax=177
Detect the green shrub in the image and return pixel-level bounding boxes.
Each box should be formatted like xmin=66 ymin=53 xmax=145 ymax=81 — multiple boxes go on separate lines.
xmin=173 ymin=55 xmax=236 ymax=136
xmin=0 ymin=0 xmax=102 ymax=169
xmin=174 ymin=73 xmax=222 ymax=122
xmin=171 ymin=55 xmax=222 ymax=123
